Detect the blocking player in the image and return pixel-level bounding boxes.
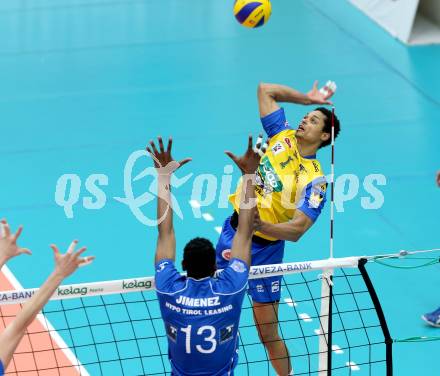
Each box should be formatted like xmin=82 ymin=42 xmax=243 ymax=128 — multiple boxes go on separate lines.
xmin=0 ymin=220 xmax=94 ymax=375
xmin=216 ymin=81 xmax=341 ymax=375
xmin=148 ymin=135 xmax=261 ymax=376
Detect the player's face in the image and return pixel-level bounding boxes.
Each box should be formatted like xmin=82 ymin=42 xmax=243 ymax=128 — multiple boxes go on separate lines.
xmin=296 ymin=111 xmax=329 ymax=145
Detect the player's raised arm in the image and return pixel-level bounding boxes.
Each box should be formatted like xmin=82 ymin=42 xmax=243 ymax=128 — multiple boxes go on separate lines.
xmin=147 ymin=137 xmax=191 ymax=264
xmin=257 ymin=81 xmax=336 ymax=118
xmin=0 ymin=220 xmax=32 ymax=269
xmin=225 ymin=135 xmax=266 ymax=266
xmin=0 ymin=241 xmax=94 ymax=370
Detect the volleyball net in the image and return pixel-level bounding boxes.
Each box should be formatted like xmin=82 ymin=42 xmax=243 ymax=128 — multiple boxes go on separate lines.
xmin=0 ymin=256 xmax=394 ymax=376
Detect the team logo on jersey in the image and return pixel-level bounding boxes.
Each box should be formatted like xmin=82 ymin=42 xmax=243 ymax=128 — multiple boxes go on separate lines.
xmin=257 ymin=157 xmax=283 ymax=194
xmin=284 ymin=120 xmax=289 ymax=128
xmin=299 ymin=164 xmax=307 ymax=174
xmin=256 ymin=284 xmax=265 ymax=293
xmin=271 ymin=281 xmax=280 ymax=293
xmin=279 ymin=156 xmax=294 ymax=169
xmin=271 ymin=142 xmax=285 ymax=155
xmin=166 ymin=323 xmax=177 ymax=342
xmin=222 ymin=249 xmax=231 ymax=261
xmin=309 ymin=190 xmax=324 ymax=209
xmin=156 ymin=261 xmax=169 ymax=272
xmin=284 ymin=137 xmax=292 ymax=149
xmin=220 ymin=324 xmax=234 ymax=344
xmin=230 ymin=260 xmax=246 ymax=273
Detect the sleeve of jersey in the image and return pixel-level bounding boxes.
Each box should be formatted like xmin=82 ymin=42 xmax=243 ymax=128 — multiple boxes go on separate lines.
xmin=154 ymin=259 xmax=182 ymax=294
xmin=215 ymin=258 xmax=249 ymax=294
xmin=260 ymin=107 xmax=291 ymax=138
xmin=0 ymin=360 xmax=4 ymax=376
xmin=297 ymin=177 xmax=328 ymax=222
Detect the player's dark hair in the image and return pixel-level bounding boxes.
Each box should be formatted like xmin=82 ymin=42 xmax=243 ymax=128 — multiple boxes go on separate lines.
xmin=182 ymin=237 xmax=216 ymax=279
xmin=315 ymin=107 xmax=341 ymax=149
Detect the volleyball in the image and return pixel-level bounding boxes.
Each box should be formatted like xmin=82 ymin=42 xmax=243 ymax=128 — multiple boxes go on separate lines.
xmin=233 ymin=0 xmax=272 ymax=28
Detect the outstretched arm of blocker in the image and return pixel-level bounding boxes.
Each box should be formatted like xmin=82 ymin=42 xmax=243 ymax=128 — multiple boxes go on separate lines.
xmin=0 ymin=241 xmax=94 ymax=370
xmin=147 ymin=136 xmax=191 ymax=263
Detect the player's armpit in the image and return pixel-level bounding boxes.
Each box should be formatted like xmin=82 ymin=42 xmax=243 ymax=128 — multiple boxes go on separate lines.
xmin=154 ymin=259 xmax=184 ymax=294
xmin=213 ymin=258 xmax=249 ymax=294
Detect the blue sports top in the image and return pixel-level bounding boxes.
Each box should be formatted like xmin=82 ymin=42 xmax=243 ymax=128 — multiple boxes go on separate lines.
xmin=155 ymin=258 xmax=249 ymax=376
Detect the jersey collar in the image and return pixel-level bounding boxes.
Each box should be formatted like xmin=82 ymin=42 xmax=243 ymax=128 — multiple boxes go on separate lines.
xmin=302 ymin=154 xmax=316 ymax=160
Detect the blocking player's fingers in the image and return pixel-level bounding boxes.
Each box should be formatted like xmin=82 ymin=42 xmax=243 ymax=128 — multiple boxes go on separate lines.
xmin=225 ymin=151 xmax=239 ymax=165
xmin=158 ymin=136 xmax=165 ymax=153
xmin=247 ymin=135 xmax=253 ymax=151
xmin=78 ymin=256 xmax=95 ymax=267
xmin=20 ymin=248 xmax=32 ymax=256
xmin=149 ymin=140 xmax=159 ymax=156
xmin=178 ymin=158 xmax=192 ymax=168
xmin=146 ymin=146 xmax=153 ymax=156
xmin=12 ymin=225 xmax=23 ymax=242
xmin=74 ymin=247 xmax=88 ymax=259
xmin=167 ymin=137 xmax=173 ymax=154
xmin=50 ymin=244 xmax=60 ymax=256
xmin=312 ymin=80 xmax=319 ymax=91
xmin=67 ymin=240 xmax=79 ymax=254
xmin=1 ymin=219 xmax=11 ymax=238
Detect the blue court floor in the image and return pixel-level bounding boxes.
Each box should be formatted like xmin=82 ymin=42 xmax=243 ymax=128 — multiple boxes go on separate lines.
xmin=0 ymin=0 xmax=439 ymax=375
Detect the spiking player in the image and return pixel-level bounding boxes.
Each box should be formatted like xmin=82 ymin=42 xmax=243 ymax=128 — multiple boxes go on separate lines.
xmin=216 ymin=80 xmax=341 ymax=375
xmin=148 ymin=135 xmax=263 ymax=375
xmin=0 ymin=220 xmax=94 ymax=376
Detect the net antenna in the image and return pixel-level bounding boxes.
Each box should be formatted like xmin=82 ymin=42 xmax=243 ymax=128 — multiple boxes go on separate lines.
xmin=317 ymin=105 xmax=337 ymax=375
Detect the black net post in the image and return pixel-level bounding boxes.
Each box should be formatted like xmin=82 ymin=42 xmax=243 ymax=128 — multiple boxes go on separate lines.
xmin=358 ymin=258 xmax=393 ymax=376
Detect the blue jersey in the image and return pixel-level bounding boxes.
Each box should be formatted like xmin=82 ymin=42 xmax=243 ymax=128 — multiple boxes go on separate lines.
xmin=0 ymin=360 xmax=4 ymax=376
xmin=155 ymin=258 xmax=249 ymax=376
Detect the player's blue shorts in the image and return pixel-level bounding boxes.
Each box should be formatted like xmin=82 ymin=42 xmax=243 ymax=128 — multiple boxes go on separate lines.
xmin=216 ymin=215 xmax=285 ymax=303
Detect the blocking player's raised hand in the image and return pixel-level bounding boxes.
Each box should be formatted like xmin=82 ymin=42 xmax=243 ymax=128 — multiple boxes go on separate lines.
xmin=306 ymin=80 xmax=336 ymax=105
xmin=0 ymin=219 xmax=31 ymax=265
xmin=147 ymin=136 xmax=192 ymax=176
xmin=0 ymin=240 xmax=94 ymax=369
xmin=50 ymin=240 xmax=94 ymax=280
xmin=225 ymin=134 xmax=268 ymax=175
xmin=436 ymin=171 xmax=440 ymax=187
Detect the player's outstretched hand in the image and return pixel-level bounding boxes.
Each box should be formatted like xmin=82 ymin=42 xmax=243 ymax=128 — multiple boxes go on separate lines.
xmin=307 ymin=80 xmax=336 ymax=105
xmin=0 ymin=219 xmax=31 ymax=263
xmin=50 ymin=240 xmax=94 ymax=279
xmin=436 ymin=171 xmax=440 ymax=187
xmin=147 ymin=136 xmax=192 ymax=176
xmin=225 ymin=134 xmax=267 ymax=175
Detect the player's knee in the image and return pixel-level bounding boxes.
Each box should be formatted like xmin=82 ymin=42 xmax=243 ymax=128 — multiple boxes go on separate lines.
xmin=257 ymin=324 xmax=281 ymax=344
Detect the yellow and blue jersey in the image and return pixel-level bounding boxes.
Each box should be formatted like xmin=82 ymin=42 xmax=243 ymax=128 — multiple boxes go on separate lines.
xmin=230 ymin=107 xmax=327 ymax=241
